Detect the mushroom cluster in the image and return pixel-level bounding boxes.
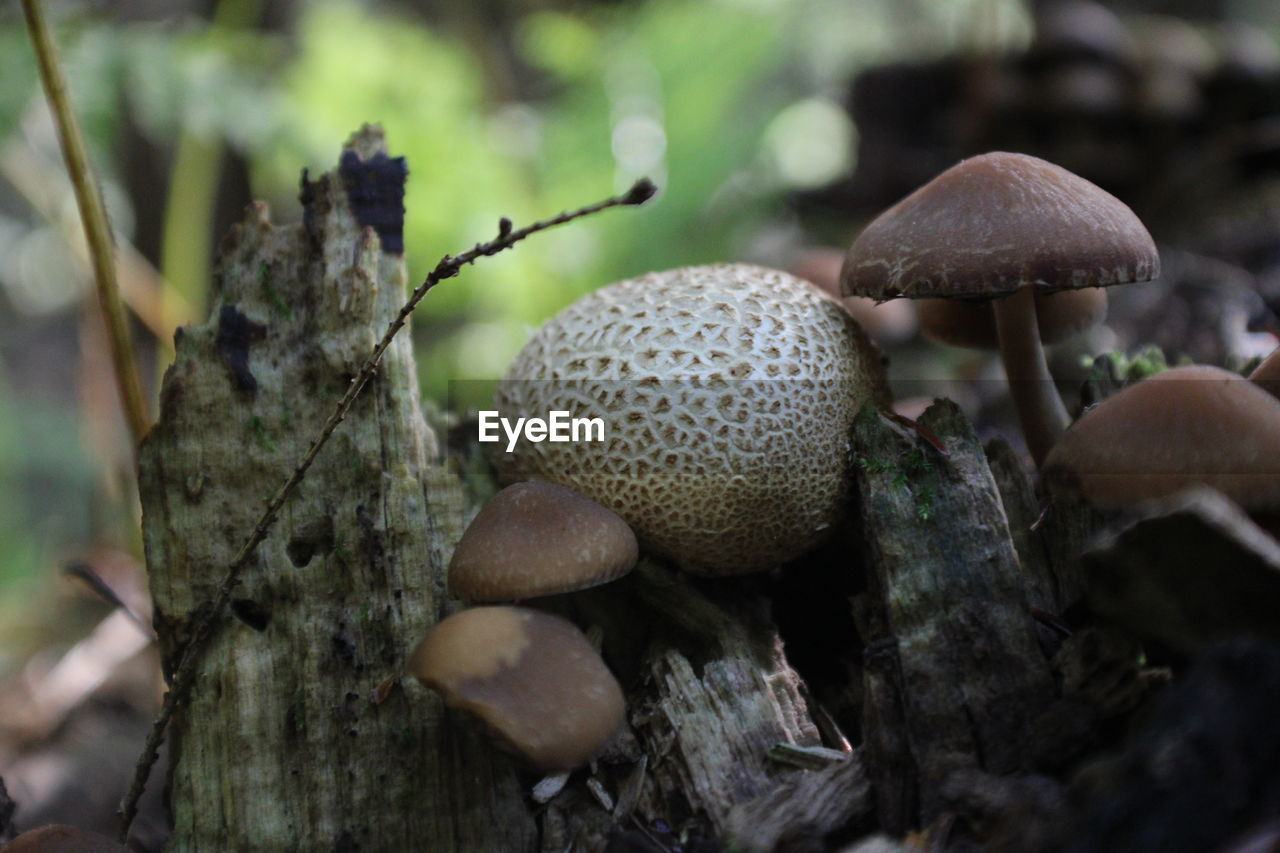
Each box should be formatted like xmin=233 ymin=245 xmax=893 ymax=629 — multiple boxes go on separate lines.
xmin=495 ymin=262 xmax=889 ymax=576
xmin=408 ymin=481 xmax=634 ymax=773
xmin=841 ymin=151 xmax=1159 ymax=466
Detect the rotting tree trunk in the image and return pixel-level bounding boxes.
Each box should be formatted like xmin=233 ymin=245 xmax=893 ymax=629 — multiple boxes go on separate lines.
xmin=138 ymin=126 xmax=535 ymax=851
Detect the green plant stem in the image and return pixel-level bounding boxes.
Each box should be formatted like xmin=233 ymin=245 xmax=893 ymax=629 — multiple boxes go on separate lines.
xmin=21 ymin=0 xmax=150 ymax=446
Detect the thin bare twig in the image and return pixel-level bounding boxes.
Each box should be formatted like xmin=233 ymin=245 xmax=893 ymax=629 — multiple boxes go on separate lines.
xmin=117 ymin=178 xmax=657 ymax=841
xmin=21 ymin=0 xmax=150 ymax=445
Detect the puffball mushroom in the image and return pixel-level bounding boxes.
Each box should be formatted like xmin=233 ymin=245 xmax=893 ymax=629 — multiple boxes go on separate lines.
xmin=0 ymin=825 xmax=127 ymax=853
xmin=448 ymin=480 xmax=638 ymax=602
xmin=494 ymin=263 xmax=889 ymax=576
xmin=408 ymin=606 xmax=625 ymax=772
xmin=1042 ymin=365 xmax=1280 ymax=511
xmin=841 ymin=151 xmax=1159 ymax=468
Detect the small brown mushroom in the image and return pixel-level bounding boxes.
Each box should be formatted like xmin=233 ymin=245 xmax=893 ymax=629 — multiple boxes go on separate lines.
xmin=408 ymin=606 xmax=625 ymax=772
xmin=842 ymin=151 xmax=1159 ymax=467
xmin=1 ymin=825 xmax=127 ymax=853
xmin=448 ymin=480 xmax=638 ymax=603
xmin=1042 ymin=365 xmax=1280 ymax=511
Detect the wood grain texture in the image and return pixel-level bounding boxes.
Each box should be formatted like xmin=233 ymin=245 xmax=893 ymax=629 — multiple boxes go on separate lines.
xmin=138 ymin=127 xmax=534 ymax=851
xmin=852 ymin=401 xmax=1057 ymax=829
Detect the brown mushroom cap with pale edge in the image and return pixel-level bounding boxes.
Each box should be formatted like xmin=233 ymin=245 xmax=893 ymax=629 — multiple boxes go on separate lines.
xmin=408 ymin=606 xmax=624 ymax=772
xmin=1 ymin=825 xmax=127 ymax=853
xmin=1043 ymin=365 xmax=1280 ymax=510
xmin=448 ymin=480 xmax=638 ymax=602
xmin=1249 ymin=348 xmax=1280 ymax=401
xmin=840 ymin=152 xmax=1159 ymax=301
xmin=788 ymin=247 xmax=918 ymax=346
xmin=917 ymin=288 xmax=1107 ymax=350
xmin=840 ymin=151 xmax=1158 ymax=468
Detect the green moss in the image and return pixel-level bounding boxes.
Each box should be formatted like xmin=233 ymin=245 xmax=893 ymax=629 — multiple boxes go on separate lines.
xmin=857 ymin=445 xmax=936 ymax=522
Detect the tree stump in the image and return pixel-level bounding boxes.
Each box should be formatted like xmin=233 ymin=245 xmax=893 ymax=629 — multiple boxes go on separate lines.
xmin=138 ymin=126 xmax=534 ymax=851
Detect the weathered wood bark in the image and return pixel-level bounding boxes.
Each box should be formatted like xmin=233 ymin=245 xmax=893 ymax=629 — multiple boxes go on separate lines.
xmin=1082 ymin=488 xmax=1280 ymax=653
xmin=852 ymin=402 xmax=1058 ymax=831
xmin=1038 ymin=477 xmax=1115 ymax=612
xmin=138 ymin=127 xmax=534 ymax=850
xmin=986 ymin=438 xmax=1056 ymax=614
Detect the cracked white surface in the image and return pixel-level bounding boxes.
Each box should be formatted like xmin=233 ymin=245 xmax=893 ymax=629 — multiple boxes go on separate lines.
xmin=495 ymin=263 xmax=888 ymax=575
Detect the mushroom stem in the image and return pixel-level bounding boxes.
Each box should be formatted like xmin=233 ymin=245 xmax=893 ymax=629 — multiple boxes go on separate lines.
xmin=993 ymin=286 xmax=1070 ymax=467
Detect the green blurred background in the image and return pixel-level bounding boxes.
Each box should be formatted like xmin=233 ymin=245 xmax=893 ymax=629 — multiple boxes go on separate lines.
xmin=0 ymin=0 xmax=1040 ymax=623
xmin=4 ymin=0 xmax=1280 ymax=662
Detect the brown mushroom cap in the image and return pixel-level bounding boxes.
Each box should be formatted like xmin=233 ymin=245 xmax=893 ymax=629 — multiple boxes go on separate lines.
xmin=1 ymin=825 xmax=127 ymax=853
xmin=789 ymin=247 xmax=918 ymax=346
xmin=1043 ymin=365 xmax=1280 ymax=510
xmin=1249 ymin=347 xmax=1280 ymax=401
xmin=448 ymin=480 xmax=638 ymax=602
xmin=917 ymin=288 xmax=1107 ymax=350
xmin=840 ymin=151 xmax=1160 ymax=301
xmin=408 ymin=606 xmax=625 ymax=772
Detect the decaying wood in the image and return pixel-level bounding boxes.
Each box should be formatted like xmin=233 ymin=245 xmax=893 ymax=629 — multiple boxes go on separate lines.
xmin=1035 ymin=351 xmax=1155 ymax=613
xmin=138 ymin=128 xmax=534 ymax=850
xmin=726 ymin=750 xmax=872 ymax=851
xmin=565 ymin=561 xmax=872 ymax=850
xmin=1082 ymin=487 xmax=1280 ymax=653
xmin=1024 ymin=626 xmax=1166 ymax=771
xmin=851 ymin=401 xmax=1058 ymax=831
xmin=1038 ymin=477 xmax=1115 ymax=611
xmin=985 ymin=438 xmax=1055 ymax=615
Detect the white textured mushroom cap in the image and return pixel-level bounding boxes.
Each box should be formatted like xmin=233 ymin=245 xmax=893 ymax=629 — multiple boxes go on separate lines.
xmin=494 ymin=263 xmax=889 ymax=576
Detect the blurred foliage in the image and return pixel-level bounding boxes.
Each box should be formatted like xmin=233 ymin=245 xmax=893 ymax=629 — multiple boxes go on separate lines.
xmin=0 ymin=0 xmax=1033 ymax=596
xmin=0 ymin=365 xmax=95 ymax=614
